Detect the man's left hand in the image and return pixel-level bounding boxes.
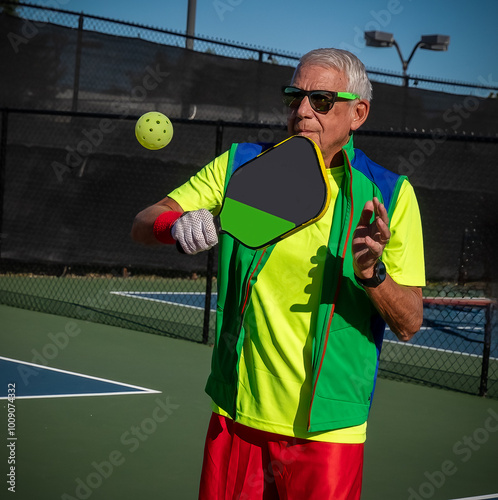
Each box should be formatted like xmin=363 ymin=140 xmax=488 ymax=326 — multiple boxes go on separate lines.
xmin=352 ymin=197 xmax=391 ymax=279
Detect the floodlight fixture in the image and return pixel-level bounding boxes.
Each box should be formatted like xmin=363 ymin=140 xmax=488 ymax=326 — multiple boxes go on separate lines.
xmin=364 ymin=31 xmax=450 ymax=86
xmin=364 ymin=31 xmax=395 ymax=48
xmin=420 ymin=34 xmax=450 ymax=52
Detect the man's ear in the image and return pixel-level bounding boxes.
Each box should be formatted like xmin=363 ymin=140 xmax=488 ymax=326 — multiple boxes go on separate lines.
xmin=350 ymin=100 xmax=370 ymax=131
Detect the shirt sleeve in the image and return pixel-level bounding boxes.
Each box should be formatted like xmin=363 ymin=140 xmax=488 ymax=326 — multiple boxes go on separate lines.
xmin=167 ymin=150 xmax=230 ymax=214
xmin=382 ymin=180 xmax=426 ymax=287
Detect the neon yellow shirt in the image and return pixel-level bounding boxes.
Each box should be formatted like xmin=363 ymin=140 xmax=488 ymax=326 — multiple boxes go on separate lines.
xmin=169 ymin=151 xmax=425 ymax=443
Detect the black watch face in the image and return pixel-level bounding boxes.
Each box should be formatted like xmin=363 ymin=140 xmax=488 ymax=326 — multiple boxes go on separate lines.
xmin=377 ymin=261 xmax=387 ymax=281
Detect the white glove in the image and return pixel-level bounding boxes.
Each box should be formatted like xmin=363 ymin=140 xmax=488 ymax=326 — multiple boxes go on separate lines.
xmin=171 ymin=209 xmax=218 ymax=255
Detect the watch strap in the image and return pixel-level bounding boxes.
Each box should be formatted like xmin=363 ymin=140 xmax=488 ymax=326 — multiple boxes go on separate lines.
xmin=354 ymin=260 xmax=387 ymax=288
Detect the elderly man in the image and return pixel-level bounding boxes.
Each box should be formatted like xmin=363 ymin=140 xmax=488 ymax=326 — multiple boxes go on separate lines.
xmin=132 ymin=48 xmax=425 ymax=500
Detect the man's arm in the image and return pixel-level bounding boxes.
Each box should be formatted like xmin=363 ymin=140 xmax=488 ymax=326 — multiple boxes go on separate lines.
xmin=132 ymin=152 xmax=228 ymax=251
xmin=352 ymin=197 xmax=423 ymax=342
xmin=360 ymin=276 xmax=422 ymax=341
xmin=131 ymin=196 xmax=183 ymax=245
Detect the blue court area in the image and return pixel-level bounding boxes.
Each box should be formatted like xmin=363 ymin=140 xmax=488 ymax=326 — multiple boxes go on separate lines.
xmin=0 ymin=356 xmax=159 ymax=399
xmin=385 ymin=301 xmax=496 ymax=359
xmin=113 ymin=291 xmax=496 ymax=358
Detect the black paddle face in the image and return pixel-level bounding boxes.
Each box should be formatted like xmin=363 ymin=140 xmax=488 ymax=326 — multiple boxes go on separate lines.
xmin=218 ymin=136 xmax=330 ymax=248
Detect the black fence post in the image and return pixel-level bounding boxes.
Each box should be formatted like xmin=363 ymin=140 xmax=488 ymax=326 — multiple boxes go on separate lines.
xmin=201 ymin=121 xmax=225 ymax=344
xmin=0 ymin=109 xmax=8 ymax=258
xmin=72 ymin=14 xmax=84 ymax=112
xmin=479 ymin=302 xmax=495 ymax=396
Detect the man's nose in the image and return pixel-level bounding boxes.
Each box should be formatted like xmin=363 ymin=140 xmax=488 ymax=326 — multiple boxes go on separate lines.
xmin=295 ymin=95 xmax=314 ymax=118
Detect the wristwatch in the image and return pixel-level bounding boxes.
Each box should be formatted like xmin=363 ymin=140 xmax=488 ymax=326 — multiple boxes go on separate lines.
xmin=354 ymin=260 xmax=387 ymax=288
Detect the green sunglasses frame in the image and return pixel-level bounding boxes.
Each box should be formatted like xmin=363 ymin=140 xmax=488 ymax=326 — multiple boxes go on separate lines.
xmin=282 ymin=86 xmax=360 ymax=113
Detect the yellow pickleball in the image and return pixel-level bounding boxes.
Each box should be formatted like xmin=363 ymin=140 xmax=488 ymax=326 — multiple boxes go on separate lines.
xmin=135 ymin=112 xmax=173 ymax=150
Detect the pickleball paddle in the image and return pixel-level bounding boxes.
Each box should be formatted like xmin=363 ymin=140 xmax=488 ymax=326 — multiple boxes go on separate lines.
xmin=217 ymin=135 xmax=330 ymax=249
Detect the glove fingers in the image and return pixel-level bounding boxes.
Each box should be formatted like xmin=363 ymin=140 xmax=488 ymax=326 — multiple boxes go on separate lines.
xmin=172 ymin=218 xmax=194 ymax=254
xmin=201 ymin=221 xmax=218 ymax=249
xmin=185 ymin=224 xmax=199 ymax=255
xmin=173 ymin=209 xmax=217 ymax=255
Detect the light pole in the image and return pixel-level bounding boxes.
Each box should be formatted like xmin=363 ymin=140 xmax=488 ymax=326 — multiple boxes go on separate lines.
xmin=364 ymin=31 xmax=450 ymax=87
xmin=186 ymin=0 xmax=197 ymax=50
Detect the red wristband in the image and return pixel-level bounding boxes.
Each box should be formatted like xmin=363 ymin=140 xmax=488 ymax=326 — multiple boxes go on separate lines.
xmin=153 ymin=211 xmax=182 ymax=244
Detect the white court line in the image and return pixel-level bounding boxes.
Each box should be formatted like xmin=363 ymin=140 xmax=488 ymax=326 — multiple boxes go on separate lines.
xmin=416 ymin=326 xmax=484 ymax=332
xmin=383 ymin=339 xmax=498 ymax=361
xmin=448 ymin=494 xmax=498 ymax=500
xmin=0 ymin=355 xmax=161 ymax=400
xmin=111 ymin=292 xmax=207 ymax=295
xmin=1 ymin=392 xmax=158 ymax=400
xmin=110 ymin=291 xmax=214 ymax=312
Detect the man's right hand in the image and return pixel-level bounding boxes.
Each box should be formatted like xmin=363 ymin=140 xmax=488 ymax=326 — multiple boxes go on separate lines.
xmin=172 ymin=209 xmax=218 ymax=255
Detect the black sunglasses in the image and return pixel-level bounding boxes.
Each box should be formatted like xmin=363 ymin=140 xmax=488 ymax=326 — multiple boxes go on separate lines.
xmin=282 ymin=86 xmax=360 ymax=113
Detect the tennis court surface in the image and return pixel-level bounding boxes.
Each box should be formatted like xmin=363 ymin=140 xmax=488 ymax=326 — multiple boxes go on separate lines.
xmin=2 ymin=303 xmax=498 ymax=500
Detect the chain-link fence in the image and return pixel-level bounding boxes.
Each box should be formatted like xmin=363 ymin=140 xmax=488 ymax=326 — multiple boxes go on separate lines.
xmin=1 ymin=4 xmax=497 ymax=399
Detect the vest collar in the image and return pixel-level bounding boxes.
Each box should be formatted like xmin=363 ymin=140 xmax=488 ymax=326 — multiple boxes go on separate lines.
xmin=341 ymin=134 xmax=355 ymax=165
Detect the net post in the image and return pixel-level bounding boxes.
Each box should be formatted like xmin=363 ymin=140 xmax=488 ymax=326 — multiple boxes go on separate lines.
xmin=479 ymin=302 xmax=494 ymax=397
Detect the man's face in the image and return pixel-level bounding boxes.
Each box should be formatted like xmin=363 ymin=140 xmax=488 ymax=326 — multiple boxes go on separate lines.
xmin=287 ymin=64 xmax=368 ymax=168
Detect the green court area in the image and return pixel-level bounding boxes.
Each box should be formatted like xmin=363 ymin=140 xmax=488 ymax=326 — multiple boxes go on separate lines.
xmin=2 ymin=304 xmax=498 ymax=499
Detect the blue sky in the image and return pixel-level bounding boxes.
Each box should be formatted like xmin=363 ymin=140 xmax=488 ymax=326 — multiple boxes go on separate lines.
xmin=23 ymin=0 xmax=498 ymax=88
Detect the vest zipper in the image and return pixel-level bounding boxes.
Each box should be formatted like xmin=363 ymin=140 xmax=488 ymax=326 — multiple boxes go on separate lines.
xmin=307 ymin=154 xmax=356 ymax=431
xmin=232 ymin=248 xmax=268 ymax=418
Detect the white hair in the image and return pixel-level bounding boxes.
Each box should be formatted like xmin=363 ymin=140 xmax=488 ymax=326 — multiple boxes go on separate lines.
xmin=296 ymin=48 xmax=373 ymax=102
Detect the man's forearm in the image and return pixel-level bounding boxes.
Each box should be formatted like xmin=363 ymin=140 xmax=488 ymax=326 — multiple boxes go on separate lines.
xmin=131 ymin=196 xmax=183 ymax=245
xmin=362 ymin=275 xmax=423 ymax=341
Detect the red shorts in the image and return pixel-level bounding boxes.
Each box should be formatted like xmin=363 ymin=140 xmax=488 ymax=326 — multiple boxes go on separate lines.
xmin=199 ymin=413 xmax=364 ymax=500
